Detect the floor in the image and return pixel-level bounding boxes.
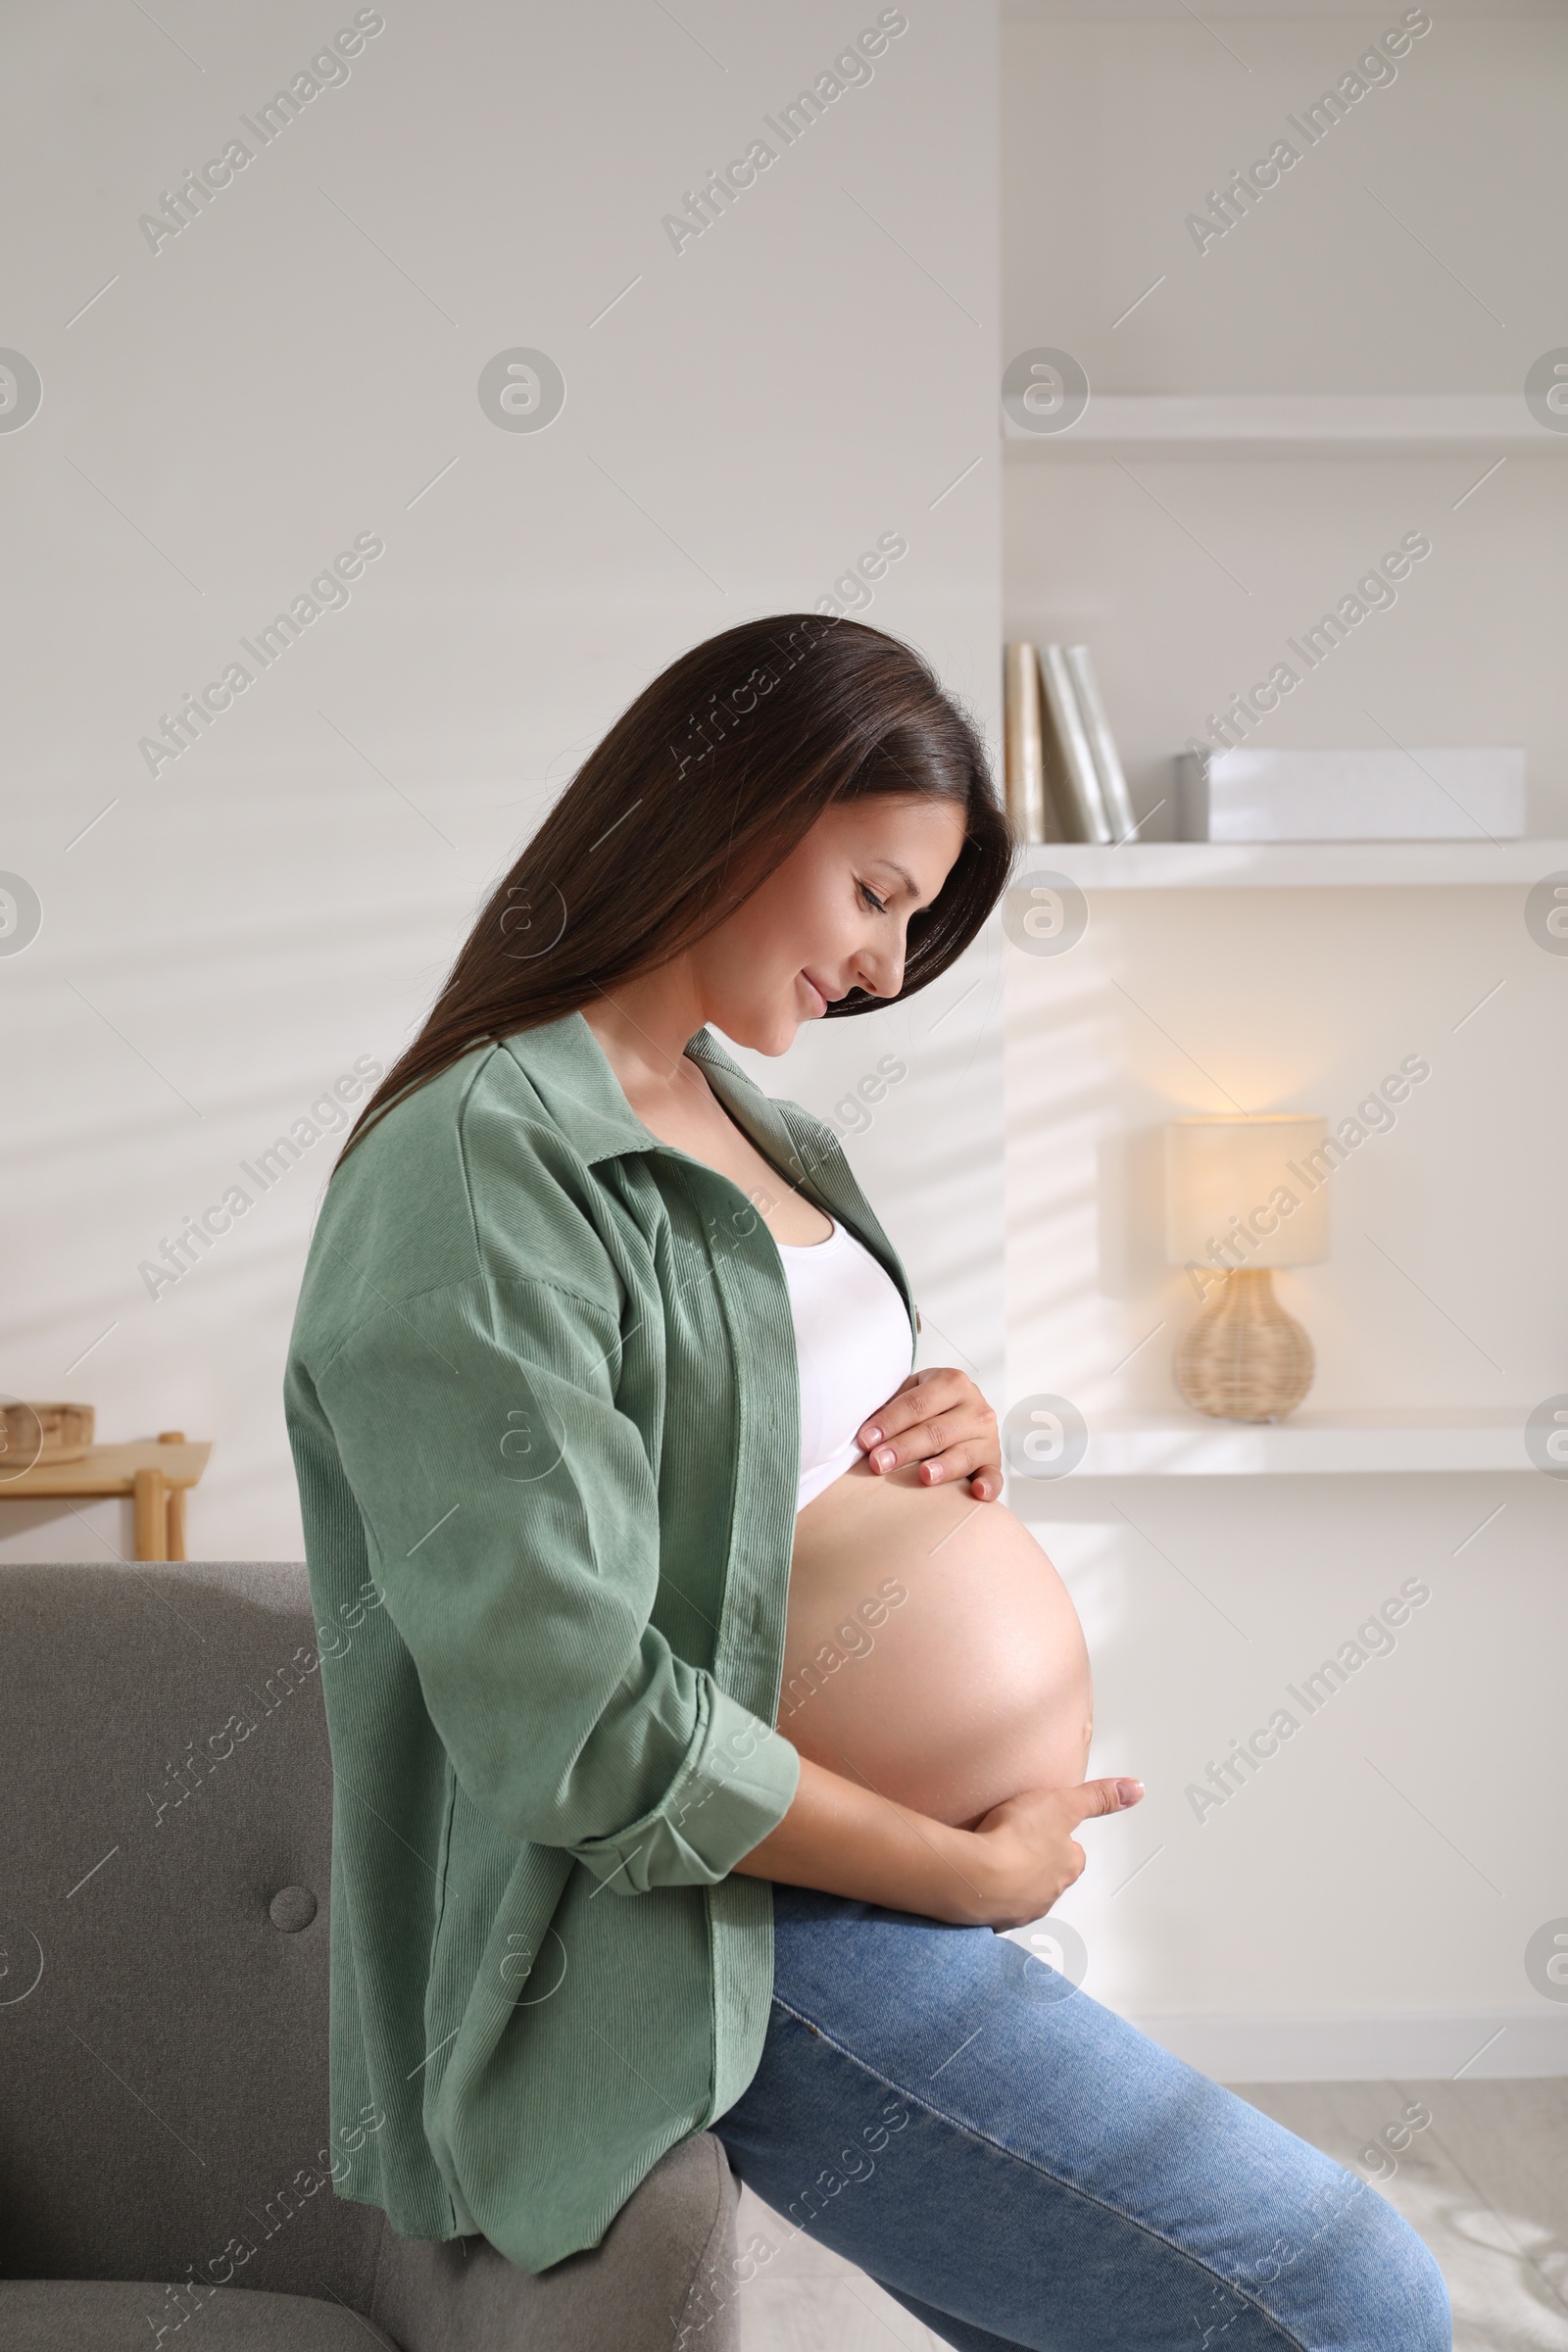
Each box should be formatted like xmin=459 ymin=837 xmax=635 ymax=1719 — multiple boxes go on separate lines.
xmin=734 ymin=2079 xmax=1568 ymax=2351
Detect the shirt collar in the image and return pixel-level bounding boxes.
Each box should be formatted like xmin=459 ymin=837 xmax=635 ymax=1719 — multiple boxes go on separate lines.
xmin=500 ymin=1010 xmax=916 ymax=1348
xmin=499 ymin=1010 xmax=814 ymax=1185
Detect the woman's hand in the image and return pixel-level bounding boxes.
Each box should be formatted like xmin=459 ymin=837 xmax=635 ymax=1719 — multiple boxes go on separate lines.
xmin=956 ymin=1778 xmax=1145 ymax=1930
xmin=857 ymin=1367 xmax=1003 ymax=1500
xmin=733 ymin=1759 xmax=1144 ymax=1933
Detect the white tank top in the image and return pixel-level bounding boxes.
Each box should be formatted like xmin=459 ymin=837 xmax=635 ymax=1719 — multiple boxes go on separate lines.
xmin=775 ymin=1214 xmax=914 ymax=1511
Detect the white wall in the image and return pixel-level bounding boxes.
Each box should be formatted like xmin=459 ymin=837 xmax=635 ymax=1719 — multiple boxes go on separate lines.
xmin=1002 ymin=4 xmax=1568 ymax=2069
xmin=1 ymin=0 xmax=1002 ymax=1562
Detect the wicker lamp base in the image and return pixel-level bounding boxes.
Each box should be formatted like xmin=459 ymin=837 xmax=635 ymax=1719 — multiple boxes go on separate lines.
xmin=1174 ymin=1268 xmax=1314 ymax=1423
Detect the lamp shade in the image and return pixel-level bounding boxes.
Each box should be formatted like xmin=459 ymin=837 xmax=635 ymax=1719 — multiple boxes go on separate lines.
xmin=1165 ymin=1114 xmax=1329 ymax=1270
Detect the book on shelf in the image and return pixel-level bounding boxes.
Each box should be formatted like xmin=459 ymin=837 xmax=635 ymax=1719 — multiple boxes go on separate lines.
xmin=1002 ymin=640 xmax=1125 ymax=844
xmin=1003 ymin=644 xmax=1058 ymax=844
xmin=1039 ymin=645 xmax=1112 ymax=843
xmin=1064 ymin=643 xmax=1137 ymax=843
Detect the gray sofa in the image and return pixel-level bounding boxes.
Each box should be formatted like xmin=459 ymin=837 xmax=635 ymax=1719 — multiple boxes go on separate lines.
xmin=0 ymin=1560 xmax=742 ymax=2349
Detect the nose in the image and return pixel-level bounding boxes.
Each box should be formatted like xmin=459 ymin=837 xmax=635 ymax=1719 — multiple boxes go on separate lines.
xmin=852 ymin=939 xmax=905 ymax=1000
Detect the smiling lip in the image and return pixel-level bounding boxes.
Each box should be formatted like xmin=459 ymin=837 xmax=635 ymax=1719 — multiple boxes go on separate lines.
xmin=800 ymin=972 xmax=829 ymax=1015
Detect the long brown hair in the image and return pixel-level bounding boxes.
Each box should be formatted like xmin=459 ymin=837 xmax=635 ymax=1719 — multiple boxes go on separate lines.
xmin=338 ymin=612 xmax=1014 ymax=1162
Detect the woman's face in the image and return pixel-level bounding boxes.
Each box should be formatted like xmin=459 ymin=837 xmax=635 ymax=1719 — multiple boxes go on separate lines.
xmin=691 ymin=794 xmax=969 ymax=1054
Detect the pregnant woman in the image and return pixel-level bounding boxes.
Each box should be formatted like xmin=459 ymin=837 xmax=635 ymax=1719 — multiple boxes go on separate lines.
xmin=285 ymin=614 xmax=1448 ymax=2349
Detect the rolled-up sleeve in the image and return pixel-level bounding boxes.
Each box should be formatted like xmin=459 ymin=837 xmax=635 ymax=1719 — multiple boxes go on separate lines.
xmin=313 ymin=1270 xmax=800 ymax=1889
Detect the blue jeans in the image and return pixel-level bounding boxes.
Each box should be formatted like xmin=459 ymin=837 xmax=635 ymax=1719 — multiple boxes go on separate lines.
xmin=711 ymin=1886 xmax=1451 ymax=2351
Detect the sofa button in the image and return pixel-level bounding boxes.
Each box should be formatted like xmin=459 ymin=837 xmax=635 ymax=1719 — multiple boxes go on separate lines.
xmin=270 ymin=1886 xmax=318 ymax=1933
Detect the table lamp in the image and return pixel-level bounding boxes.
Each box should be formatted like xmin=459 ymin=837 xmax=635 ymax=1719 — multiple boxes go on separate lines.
xmin=1164 ymin=1113 xmax=1328 ymax=1422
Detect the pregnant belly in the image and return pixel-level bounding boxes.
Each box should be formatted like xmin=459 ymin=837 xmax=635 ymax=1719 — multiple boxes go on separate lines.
xmin=778 ymin=1455 xmax=1093 ymax=1829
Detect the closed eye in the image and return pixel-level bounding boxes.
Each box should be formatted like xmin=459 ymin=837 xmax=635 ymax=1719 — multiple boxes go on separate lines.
xmin=858 ymin=881 xmax=888 ymax=914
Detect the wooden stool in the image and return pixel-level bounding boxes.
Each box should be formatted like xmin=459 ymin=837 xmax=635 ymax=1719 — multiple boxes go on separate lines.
xmin=134 ymin=1432 xmax=190 ymax=1561
xmin=3 ymin=1434 xmax=211 ymax=1561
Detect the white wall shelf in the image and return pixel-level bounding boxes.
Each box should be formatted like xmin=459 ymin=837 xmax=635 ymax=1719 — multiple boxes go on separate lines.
xmin=1015 ymin=840 xmax=1568 ymax=888
xmin=1051 ymin=1409 xmax=1537 ymax=1478
xmin=1003 ymin=394 xmax=1565 ymax=453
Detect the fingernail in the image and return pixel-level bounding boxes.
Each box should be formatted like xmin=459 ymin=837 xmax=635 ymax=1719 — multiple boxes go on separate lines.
xmin=862 ymin=1426 xmax=882 ymax=1445
xmin=1115 ymin=1779 xmax=1144 ymax=1804
xmin=873 ymin=1446 xmax=895 ymax=1472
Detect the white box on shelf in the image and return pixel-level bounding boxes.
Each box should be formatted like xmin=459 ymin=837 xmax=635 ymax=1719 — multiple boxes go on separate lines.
xmin=1176 ymin=748 xmax=1525 ymax=842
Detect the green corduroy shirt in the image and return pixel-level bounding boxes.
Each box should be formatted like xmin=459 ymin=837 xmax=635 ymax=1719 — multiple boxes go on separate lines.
xmin=283 ymin=1010 xmax=916 ymax=2273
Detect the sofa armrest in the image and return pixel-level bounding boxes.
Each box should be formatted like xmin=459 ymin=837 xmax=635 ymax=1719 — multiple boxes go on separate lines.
xmin=364 ymin=2132 xmax=742 ymax=2352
